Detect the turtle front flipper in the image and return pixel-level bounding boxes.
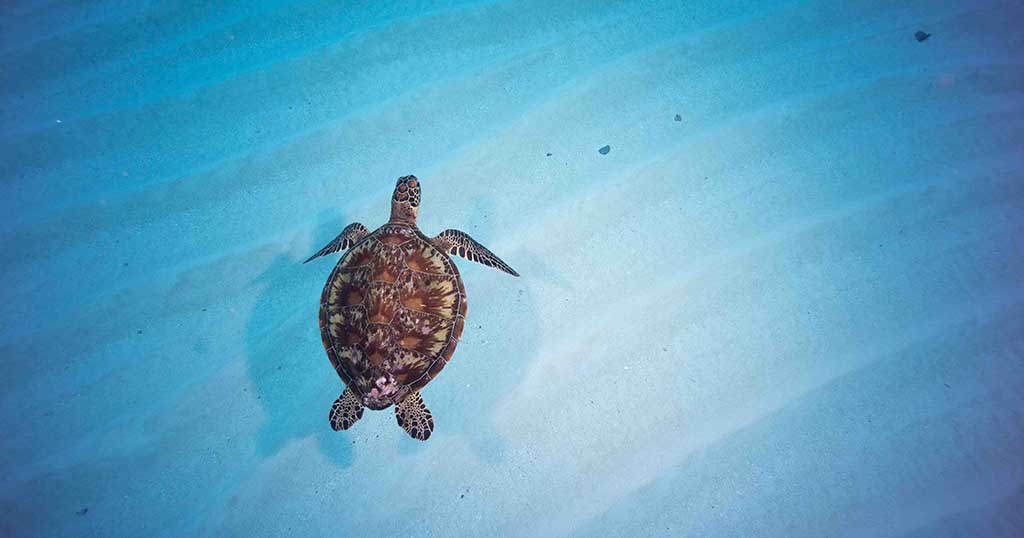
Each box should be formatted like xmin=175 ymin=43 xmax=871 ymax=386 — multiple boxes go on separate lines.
xmin=395 ymin=391 xmax=434 ymax=441
xmin=432 ymin=229 xmax=519 ymax=276
xmin=304 ymin=222 xmax=369 ymax=263
xmin=329 ymin=388 xmax=364 ymax=431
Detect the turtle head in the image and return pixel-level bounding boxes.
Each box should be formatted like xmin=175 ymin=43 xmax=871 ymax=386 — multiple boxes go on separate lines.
xmin=389 ymin=175 xmax=421 ymax=225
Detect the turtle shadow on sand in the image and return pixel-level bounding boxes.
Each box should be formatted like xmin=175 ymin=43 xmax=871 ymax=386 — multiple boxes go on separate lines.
xmin=244 ymin=211 xmax=354 ymax=468
xmin=250 ymin=193 xmax=539 ymax=460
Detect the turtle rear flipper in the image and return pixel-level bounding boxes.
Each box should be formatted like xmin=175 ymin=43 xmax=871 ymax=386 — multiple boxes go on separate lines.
xmin=304 ymin=222 xmax=369 ymax=263
xmin=395 ymin=391 xmax=434 ymax=441
xmin=329 ymin=388 xmax=364 ymax=431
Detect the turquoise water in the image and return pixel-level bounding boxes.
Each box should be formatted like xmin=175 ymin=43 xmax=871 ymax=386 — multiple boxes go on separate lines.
xmin=2 ymin=1 xmax=1022 ymax=536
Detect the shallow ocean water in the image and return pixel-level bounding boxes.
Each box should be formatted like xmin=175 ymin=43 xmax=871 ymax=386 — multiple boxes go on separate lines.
xmin=1 ymin=1 xmax=1022 ymax=537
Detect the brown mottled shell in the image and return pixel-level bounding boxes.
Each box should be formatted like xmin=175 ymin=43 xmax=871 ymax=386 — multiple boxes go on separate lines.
xmin=319 ymin=224 xmax=466 ymax=407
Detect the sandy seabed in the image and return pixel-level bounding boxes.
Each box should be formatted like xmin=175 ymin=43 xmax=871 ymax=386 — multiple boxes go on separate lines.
xmin=1 ymin=1 xmax=1022 ymax=537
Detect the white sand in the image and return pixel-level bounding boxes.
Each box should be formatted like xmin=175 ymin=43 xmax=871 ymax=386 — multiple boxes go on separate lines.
xmin=1 ymin=1 xmax=1022 ymax=536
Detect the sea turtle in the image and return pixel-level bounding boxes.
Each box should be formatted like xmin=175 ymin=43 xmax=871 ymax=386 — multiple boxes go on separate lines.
xmin=304 ymin=175 xmax=518 ymax=440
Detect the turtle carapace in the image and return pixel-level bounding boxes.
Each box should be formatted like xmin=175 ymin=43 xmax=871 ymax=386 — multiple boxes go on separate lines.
xmin=305 ymin=175 xmax=518 ymax=440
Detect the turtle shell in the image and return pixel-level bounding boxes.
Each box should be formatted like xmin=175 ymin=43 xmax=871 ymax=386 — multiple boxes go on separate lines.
xmin=319 ymin=224 xmax=466 ymax=410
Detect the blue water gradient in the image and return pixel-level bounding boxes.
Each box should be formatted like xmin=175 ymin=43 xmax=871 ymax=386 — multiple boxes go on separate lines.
xmin=1 ymin=1 xmax=1022 ymax=536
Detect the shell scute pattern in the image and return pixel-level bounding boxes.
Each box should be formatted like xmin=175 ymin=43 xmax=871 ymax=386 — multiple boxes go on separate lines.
xmin=334 ymin=347 xmax=370 ymax=376
xmin=321 ymin=225 xmax=467 ymax=402
xmin=397 ymin=271 xmax=461 ymax=318
xmin=390 ymin=347 xmax=432 ymax=385
xmin=366 ymin=283 xmax=401 ymax=324
xmin=341 ymin=240 xmax=376 ymax=268
xmin=371 ymin=243 xmax=406 ymax=283
xmin=392 ymin=308 xmax=453 ymax=356
xmin=401 ymin=239 xmax=449 ymax=273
